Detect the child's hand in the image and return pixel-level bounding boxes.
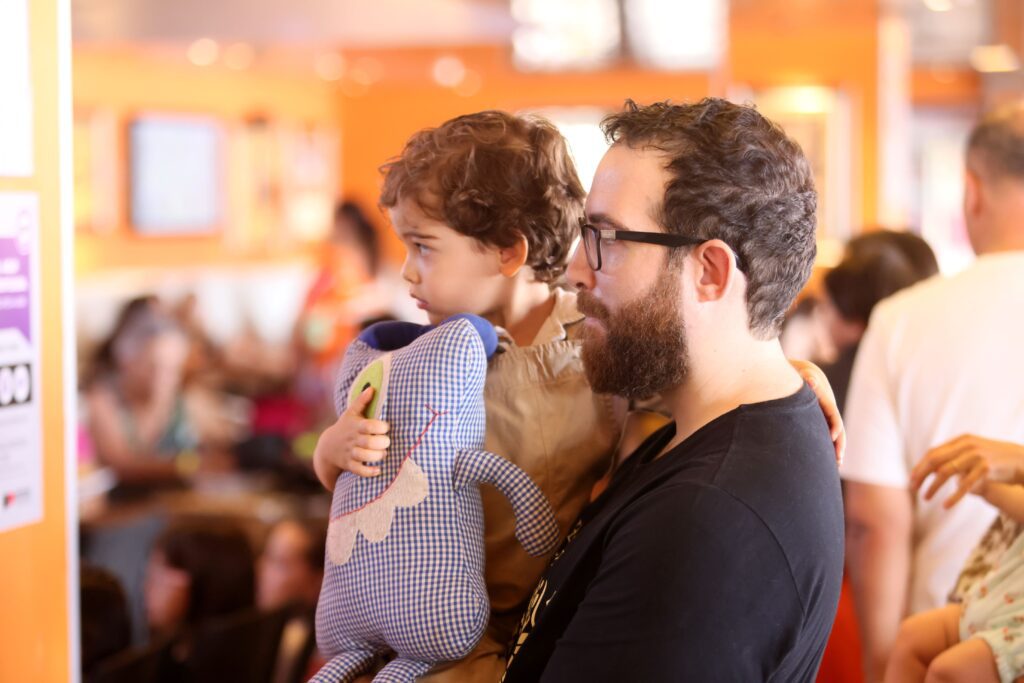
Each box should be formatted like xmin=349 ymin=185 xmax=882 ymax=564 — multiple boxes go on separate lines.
xmin=313 ymin=387 xmax=391 ymax=486
xmin=910 ymin=435 xmax=1024 ymax=508
xmin=790 ymin=359 xmax=846 ymax=466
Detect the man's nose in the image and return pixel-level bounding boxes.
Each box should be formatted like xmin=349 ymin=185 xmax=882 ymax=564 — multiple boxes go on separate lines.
xmin=566 ymin=242 xmax=595 ymax=291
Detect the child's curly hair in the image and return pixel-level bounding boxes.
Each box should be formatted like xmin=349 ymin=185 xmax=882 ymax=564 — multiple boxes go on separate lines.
xmin=379 ymin=111 xmax=586 ymax=284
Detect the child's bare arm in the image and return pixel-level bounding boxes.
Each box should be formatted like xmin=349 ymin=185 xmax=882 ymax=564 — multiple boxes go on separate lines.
xmin=979 ymin=482 xmax=1024 ymax=524
xmin=312 ymin=387 xmax=390 ymax=491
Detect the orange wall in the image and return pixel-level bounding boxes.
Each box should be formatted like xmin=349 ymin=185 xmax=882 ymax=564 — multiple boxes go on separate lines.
xmin=912 ymin=68 xmax=982 ymax=107
xmin=0 ymin=0 xmax=73 ymax=680
xmin=73 ymin=48 xmax=342 ymax=275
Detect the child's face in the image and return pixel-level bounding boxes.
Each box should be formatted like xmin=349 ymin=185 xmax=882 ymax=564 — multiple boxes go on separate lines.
xmin=257 ymin=521 xmax=321 ymax=611
xmin=390 ymin=196 xmax=510 ymax=325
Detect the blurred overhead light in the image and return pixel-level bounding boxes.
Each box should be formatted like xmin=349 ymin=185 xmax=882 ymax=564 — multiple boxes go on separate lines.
xmin=223 ymin=43 xmax=255 ymax=71
xmin=624 ymin=0 xmax=726 ymax=70
xmin=315 ymin=52 xmax=346 ymax=81
xmin=970 ymin=44 xmax=1021 ymax=73
xmin=922 ymin=0 xmax=954 ymax=12
xmin=187 ymin=38 xmax=219 ymax=67
xmin=760 ymin=86 xmax=835 ymax=115
xmin=512 ymin=0 xmax=620 ymax=71
xmin=432 ymin=55 xmax=467 ymax=88
xmin=350 ymin=57 xmax=384 ymax=85
xmin=454 ymin=70 xmax=483 ymax=97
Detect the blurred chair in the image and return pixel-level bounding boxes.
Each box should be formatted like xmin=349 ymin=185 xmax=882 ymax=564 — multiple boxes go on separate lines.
xmin=87 ymin=639 xmax=169 ymax=683
xmin=182 ymin=607 xmax=289 ymax=683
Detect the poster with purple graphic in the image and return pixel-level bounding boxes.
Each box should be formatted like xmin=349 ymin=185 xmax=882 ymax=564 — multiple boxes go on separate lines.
xmin=0 ymin=193 xmax=41 ymax=533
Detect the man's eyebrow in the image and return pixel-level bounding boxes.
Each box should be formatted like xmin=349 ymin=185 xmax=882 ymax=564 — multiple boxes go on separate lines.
xmin=586 ymin=213 xmax=630 ymax=232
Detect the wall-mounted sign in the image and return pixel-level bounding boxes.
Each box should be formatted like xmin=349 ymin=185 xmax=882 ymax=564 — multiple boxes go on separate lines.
xmin=0 ymin=193 xmax=41 ymax=532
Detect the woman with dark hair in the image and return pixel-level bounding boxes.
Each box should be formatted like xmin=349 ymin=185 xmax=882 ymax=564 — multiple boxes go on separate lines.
xmin=335 ymin=201 xmax=381 ymax=279
xmin=83 ymin=296 xmax=195 ymax=484
xmin=844 ymin=228 xmax=940 ymax=281
xmin=819 ymin=232 xmax=937 ymax=414
xmin=297 ymin=201 xmax=382 ymax=370
xmin=80 ymin=565 xmax=133 ymax=678
xmin=144 ymin=520 xmax=255 ymax=673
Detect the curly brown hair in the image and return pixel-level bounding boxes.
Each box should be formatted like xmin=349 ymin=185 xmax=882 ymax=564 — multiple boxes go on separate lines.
xmin=602 ymin=98 xmax=818 ymax=338
xmin=379 ymin=110 xmax=586 ymax=284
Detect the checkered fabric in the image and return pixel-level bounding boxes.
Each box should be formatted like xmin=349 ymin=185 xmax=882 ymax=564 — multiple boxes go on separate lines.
xmin=313 ymin=315 xmax=560 ymax=683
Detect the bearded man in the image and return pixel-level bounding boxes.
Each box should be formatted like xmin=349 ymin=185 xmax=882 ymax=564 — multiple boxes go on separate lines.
xmin=502 ymin=99 xmax=844 ymax=683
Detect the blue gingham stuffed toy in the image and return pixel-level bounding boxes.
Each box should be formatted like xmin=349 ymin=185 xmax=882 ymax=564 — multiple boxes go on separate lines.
xmin=313 ymin=314 xmax=560 ymax=683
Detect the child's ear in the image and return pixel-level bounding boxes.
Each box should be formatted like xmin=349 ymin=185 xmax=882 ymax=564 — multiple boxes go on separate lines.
xmin=498 ymin=235 xmax=530 ymax=277
xmin=964 ymin=166 xmax=982 ymax=222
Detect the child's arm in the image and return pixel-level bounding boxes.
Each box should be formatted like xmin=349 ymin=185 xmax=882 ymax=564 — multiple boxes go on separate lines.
xmin=979 ymin=482 xmax=1024 ymax=524
xmin=789 ymin=359 xmax=846 ymax=465
xmin=312 ymin=387 xmax=391 ymax=491
xmin=911 ymin=435 xmax=1024 ymax=508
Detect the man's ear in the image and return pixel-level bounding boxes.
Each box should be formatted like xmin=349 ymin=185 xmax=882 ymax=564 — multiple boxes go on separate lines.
xmin=692 ymin=239 xmax=740 ymax=302
xmin=498 ymin=235 xmax=530 ymax=277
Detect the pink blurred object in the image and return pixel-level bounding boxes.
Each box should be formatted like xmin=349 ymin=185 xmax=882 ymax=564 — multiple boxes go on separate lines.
xmin=251 ymin=393 xmax=311 ymax=439
xmin=77 ymin=423 xmax=96 ymax=466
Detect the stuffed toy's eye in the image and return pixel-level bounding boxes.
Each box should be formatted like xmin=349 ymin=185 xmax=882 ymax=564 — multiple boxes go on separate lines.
xmin=348 ymin=356 xmax=391 ymax=419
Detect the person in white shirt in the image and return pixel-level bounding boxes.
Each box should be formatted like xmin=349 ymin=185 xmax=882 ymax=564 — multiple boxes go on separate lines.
xmin=842 ymin=101 xmax=1024 ymax=682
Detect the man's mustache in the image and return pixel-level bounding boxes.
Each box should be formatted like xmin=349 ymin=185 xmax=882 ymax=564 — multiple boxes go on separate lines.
xmin=577 ymin=291 xmax=611 ymax=322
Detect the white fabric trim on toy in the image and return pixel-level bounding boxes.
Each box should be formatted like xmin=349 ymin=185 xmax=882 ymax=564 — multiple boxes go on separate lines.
xmin=326 ymin=407 xmax=442 ymax=566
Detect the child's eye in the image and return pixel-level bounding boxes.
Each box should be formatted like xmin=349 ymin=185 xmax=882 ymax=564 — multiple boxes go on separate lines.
xmin=413 ymin=242 xmax=432 ymax=254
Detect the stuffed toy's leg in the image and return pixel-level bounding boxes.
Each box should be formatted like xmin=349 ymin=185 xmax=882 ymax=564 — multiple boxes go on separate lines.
xmin=310 ymin=649 xmax=378 ymax=683
xmin=453 ymin=449 xmax=560 ymax=557
xmin=373 ymin=658 xmax=432 ymax=682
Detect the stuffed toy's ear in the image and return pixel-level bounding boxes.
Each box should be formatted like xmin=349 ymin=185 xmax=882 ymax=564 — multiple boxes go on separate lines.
xmin=358 ymin=321 xmax=431 ymax=351
xmin=359 ymin=315 xmax=499 ymax=358
xmin=441 ymin=314 xmax=499 ymax=359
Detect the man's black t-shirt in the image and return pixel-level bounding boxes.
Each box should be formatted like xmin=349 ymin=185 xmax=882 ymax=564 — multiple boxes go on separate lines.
xmin=502 ymin=384 xmax=844 ymax=682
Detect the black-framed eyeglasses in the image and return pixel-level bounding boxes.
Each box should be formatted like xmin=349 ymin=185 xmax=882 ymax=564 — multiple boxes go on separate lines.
xmin=579 ymin=220 xmax=746 ymax=273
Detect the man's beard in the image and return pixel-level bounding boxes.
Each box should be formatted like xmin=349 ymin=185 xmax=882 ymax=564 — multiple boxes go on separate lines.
xmin=577 ymin=270 xmax=689 ymax=401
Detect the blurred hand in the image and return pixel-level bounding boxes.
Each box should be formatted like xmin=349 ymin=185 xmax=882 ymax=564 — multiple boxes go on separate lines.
xmin=910 ymin=435 xmax=1024 ymax=508
xmin=314 ymin=387 xmax=391 ymax=479
xmin=152 ymin=330 xmax=189 ymax=377
xmin=790 ymin=359 xmax=846 ymax=465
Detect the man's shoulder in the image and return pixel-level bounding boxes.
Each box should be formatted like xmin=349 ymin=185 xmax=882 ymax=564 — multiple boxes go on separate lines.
xmin=870 ymin=272 xmax=947 ymax=322
xmin=714 ymin=390 xmax=844 ymax=550
xmin=872 ymin=256 xmax=1023 ymax=325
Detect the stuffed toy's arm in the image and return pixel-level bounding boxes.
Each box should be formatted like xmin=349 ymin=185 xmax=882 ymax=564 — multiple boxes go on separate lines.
xmin=453 ymin=449 xmax=560 ymax=557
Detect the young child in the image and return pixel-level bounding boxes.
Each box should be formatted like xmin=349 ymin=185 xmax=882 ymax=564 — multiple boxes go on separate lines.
xmin=886 ymin=435 xmax=1024 ymax=683
xmin=313 ymin=109 xmax=845 ymax=682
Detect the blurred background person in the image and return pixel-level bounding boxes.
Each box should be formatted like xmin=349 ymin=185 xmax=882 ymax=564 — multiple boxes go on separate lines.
xmin=842 ymin=102 xmax=1024 ymax=681
xmin=81 ymin=296 xmax=195 ymax=486
xmin=80 ymin=565 xmax=133 ymax=681
xmin=296 ymin=201 xmax=381 ymax=376
xmin=257 ymin=517 xmax=328 ymax=683
xmin=844 ymin=230 xmax=942 ymax=283
xmin=143 ymin=520 xmax=256 ymax=680
xmin=818 ymin=230 xmax=938 ymax=413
